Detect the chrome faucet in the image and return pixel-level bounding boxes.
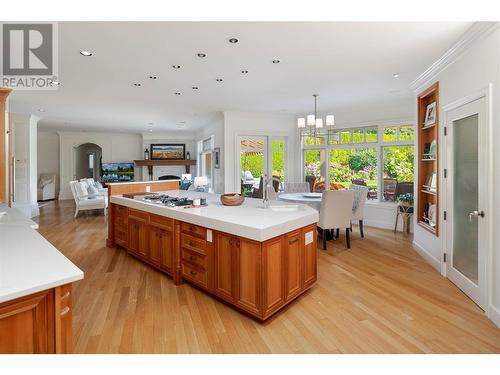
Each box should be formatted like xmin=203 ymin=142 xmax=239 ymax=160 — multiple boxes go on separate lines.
xmin=262 ymin=174 xmax=282 ymax=208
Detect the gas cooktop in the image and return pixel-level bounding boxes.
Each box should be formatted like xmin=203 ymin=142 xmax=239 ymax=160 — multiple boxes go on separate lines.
xmin=142 ymin=194 xmax=193 ymax=207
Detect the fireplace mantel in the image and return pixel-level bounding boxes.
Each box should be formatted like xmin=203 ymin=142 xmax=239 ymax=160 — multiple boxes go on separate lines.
xmin=134 ymin=159 xmax=197 ymax=180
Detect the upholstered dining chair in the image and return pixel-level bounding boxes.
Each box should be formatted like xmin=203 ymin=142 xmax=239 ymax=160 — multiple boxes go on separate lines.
xmin=283 ymin=182 xmax=311 ymax=193
xmin=317 ymin=190 xmax=354 ymax=250
xmin=350 ymin=184 xmax=369 ymax=238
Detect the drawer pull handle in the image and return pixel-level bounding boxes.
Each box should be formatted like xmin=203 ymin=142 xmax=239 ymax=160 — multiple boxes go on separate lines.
xmin=60 ymin=306 xmax=70 ymax=316
xmin=61 ymin=291 xmax=71 ymax=300
xmin=288 ymin=238 xmax=299 ymax=244
xmin=190 ymin=270 xmax=197 ymax=276
xmin=189 ymin=255 xmax=196 ymax=261
xmin=189 ymin=241 xmax=194 ymax=246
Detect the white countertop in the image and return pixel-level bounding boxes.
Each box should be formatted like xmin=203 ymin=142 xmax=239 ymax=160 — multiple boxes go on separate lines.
xmin=0 ymin=203 xmax=39 ymax=229
xmin=111 ymin=190 xmax=319 ymax=242
xmin=0 ymin=206 xmax=84 ymax=304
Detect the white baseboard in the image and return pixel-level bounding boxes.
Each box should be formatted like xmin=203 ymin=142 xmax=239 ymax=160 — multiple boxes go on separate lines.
xmin=412 ymin=240 xmax=441 ymax=272
xmin=488 ymin=304 xmax=500 ymax=328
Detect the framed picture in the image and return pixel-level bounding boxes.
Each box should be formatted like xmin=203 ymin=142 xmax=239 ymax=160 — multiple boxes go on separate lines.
xmin=424 ymin=102 xmax=436 ymax=127
xmin=150 ymin=144 xmax=185 ymax=160
xmin=214 ymin=147 xmax=220 ymax=169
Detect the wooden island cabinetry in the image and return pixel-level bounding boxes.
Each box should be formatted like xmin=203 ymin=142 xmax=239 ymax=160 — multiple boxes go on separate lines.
xmin=108 ymin=202 xmax=317 ymax=320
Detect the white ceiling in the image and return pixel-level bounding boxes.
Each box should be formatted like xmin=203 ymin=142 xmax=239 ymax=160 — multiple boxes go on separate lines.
xmin=9 ymin=22 xmax=473 ymax=133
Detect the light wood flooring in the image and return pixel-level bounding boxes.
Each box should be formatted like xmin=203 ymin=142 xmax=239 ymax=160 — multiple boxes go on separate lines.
xmin=35 ymin=200 xmax=500 ymax=353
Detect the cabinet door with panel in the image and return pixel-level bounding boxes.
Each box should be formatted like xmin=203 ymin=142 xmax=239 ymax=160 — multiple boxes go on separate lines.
xmin=0 ymin=290 xmax=54 ymax=354
xmin=128 ymin=217 xmax=148 ymax=258
xmin=214 ymin=232 xmax=235 ymax=302
xmin=148 ymin=226 xmax=162 ymax=267
xmin=235 ymin=237 xmax=262 ymax=315
xmin=302 ymin=225 xmax=317 ymax=288
xmin=284 ymin=231 xmax=302 ymax=301
xmin=159 ymin=229 xmax=174 ymax=273
xmin=262 ymin=236 xmax=285 ymax=317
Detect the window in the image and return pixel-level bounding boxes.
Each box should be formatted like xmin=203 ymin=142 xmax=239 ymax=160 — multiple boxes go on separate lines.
xmin=382 ymin=145 xmax=414 ymax=202
xmin=271 ymin=140 xmax=285 ymax=182
xmin=302 ymin=124 xmax=414 ymax=202
xmin=304 ymin=149 xmax=326 ymax=190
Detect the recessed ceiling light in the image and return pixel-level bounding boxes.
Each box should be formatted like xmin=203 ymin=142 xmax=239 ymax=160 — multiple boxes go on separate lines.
xmin=272 ymin=59 xmax=280 ymax=64
xmin=80 ymin=50 xmax=92 ymax=56
xmin=148 ymin=75 xmax=158 ymax=80
xmin=241 ymin=70 xmax=248 ymax=74
xmin=197 ymin=53 xmax=207 ymax=58
xmin=172 ymin=65 xmax=181 ymax=69
xmin=216 ymin=78 xmax=223 ymax=82
xmin=174 ymin=92 xmax=181 ymax=95
xmin=192 ymin=86 xmax=199 ymax=90
xmin=133 ymin=83 xmax=142 ymax=87
xmin=229 ymin=38 xmax=239 ymax=44
xmin=38 ymin=108 xmax=45 ymax=112
xmin=393 ymin=73 xmax=400 ymax=78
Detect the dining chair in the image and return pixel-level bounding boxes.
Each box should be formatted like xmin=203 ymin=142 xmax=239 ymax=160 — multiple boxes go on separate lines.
xmin=350 ymin=184 xmax=369 ymax=237
xmin=317 ymin=190 xmax=354 ymax=250
xmin=283 ymin=182 xmax=311 ymax=193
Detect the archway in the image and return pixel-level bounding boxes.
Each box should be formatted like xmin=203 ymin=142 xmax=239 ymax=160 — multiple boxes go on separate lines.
xmin=73 ymin=143 xmax=102 ymax=180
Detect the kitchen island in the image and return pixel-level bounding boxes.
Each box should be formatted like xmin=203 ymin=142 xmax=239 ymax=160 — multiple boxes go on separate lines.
xmin=0 ymin=204 xmax=84 ymax=353
xmin=107 ymin=190 xmax=319 ymax=320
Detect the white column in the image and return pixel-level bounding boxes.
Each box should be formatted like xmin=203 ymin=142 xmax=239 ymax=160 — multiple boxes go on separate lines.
xmin=11 ymin=113 xmax=40 ymax=218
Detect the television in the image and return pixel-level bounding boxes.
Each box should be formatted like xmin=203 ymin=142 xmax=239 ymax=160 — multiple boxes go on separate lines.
xmin=101 ymin=162 xmax=135 ymax=182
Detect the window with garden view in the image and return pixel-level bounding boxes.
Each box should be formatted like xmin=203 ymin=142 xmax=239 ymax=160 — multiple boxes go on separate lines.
xmin=303 ymin=124 xmax=414 ymax=202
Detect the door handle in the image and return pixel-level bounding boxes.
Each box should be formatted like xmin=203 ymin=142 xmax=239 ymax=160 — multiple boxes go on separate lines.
xmin=469 ymin=210 xmax=485 ymax=222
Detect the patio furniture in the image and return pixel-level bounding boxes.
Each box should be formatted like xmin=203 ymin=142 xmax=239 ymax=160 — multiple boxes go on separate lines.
xmin=252 ymin=176 xmax=264 ymax=199
xmin=313 ymin=180 xmax=346 ymax=192
xmin=283 ymin=182 xmax=311 ymax=193
xmin=350 ymin=184 xmax=369 ymax=238
xmin=351 ymin=179 xmax=367 ymax=186
xmin=383 ymin=178 xmax=397 ymax=201
xmin=318 ymin=190 xmax=354 ymax=249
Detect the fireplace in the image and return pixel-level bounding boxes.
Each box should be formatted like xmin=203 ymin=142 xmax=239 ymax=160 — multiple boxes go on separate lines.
xmin=158 ymin=175 xmax=180 ymax=181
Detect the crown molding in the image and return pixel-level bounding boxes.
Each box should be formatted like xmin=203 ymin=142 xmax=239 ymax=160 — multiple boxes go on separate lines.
xmin=410 ymin=22 xmax=500 ymax=93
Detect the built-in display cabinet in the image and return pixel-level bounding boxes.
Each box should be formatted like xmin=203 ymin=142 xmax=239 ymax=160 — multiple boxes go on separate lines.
xmin=417 ymin=82 xmax=439 ymax=236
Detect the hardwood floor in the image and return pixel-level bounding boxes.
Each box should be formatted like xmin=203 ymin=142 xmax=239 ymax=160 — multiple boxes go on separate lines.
xmin=35 ymin=200 xmax=500 ymax=353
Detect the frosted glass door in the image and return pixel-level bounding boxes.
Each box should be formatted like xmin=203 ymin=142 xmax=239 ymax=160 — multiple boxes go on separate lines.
xmin=452 ymin=114 xmax=479 ymax=283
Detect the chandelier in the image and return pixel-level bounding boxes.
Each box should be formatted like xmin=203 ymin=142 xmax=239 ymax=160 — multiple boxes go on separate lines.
xmin=297 ymin=94 xmax=335 ymax=138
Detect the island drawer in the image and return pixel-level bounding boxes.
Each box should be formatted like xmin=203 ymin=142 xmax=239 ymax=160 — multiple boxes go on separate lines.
xmin=128 ymin=209 xmax=149 ymax=222
xmin=181 ymin=222 xmax=206 ymax=239
xmin=182 ymin=262 xmax=207 ymax=288
xmin=181 ymin=248 xmax=207 ymax=270
xmin=181 ymin=234 xmax=206 ymax=255
xmin=149 ymin=214 xmax=173 ymax=230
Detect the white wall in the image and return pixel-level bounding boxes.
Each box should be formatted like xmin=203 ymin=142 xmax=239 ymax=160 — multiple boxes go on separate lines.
xmin=412 ymin=26 xmax=500 ymax=325
xmin=58 ymin=131 xmax=142 ymax=199
xmin=223 ymin=110 xmax=299 ymax=193
xmin=197 ymin=113 xmax=225 ymax=193
xmin=141 ymin=131 xmax=197 ymax=181
xmin=37 ymin=131 xmax=60 ymax=198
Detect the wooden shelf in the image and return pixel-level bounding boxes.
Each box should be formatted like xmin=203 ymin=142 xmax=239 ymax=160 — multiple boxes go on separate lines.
xmin=417 ymin=82 xmax=439 ymax=237
xmin=134 ymin=159 xmax=197 ymax=179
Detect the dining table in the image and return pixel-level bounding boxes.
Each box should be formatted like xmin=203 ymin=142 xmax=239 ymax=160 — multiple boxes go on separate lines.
xmin=278 ymin=192 xmax=322 ymax=211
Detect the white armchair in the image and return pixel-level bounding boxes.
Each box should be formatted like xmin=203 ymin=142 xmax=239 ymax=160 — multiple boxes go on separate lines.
xmin=318 ymin=190 xmax=354 ymax=249
xmin=350 ymin=184 xmax=369 ymax=238
xmin=37 ymin=173 xmax=56 ymax=201
xmin=79 ymin=178 xmax=108 ymax=196
xmin=69 ymin=180 xmax=108 ymax=218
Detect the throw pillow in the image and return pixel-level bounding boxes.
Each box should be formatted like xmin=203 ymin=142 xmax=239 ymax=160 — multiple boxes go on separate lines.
xmin=95 ymin=181 xmax=103 ymax=189
xmin=87 ymin=185 xmax=98 ymax=199
xmin=74 ymin=181 xmax=87 ymax=197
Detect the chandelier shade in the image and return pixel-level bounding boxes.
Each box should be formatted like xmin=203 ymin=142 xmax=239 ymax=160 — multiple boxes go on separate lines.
xmin=297 ymin=94 xmax=335 ymax=140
